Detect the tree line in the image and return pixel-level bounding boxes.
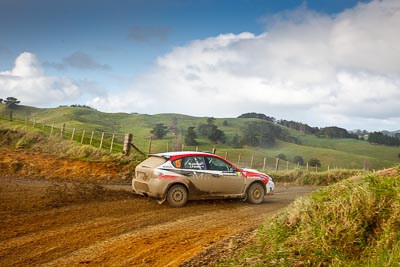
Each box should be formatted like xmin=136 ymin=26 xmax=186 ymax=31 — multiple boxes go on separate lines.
xmin=368 ymin=132 xmax=400 ymax=146
xmin=150 ymin=116 xmax=296 ymax=148
xmin=240 ymin=112 xmax=361 ymax=139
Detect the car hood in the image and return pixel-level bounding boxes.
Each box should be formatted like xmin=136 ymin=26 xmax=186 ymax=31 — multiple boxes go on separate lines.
xmin=241 ymin=168 xmax=269 ymax=179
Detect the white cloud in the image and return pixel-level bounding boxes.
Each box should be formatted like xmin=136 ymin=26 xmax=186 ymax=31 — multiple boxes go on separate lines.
xmin=0 ymin=52 xmax=81 ymax=106
xmin=85 ymin=0 xmax=400 ymax=130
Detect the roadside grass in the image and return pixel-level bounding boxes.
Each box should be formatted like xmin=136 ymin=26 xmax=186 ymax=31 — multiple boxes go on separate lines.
xmin=0 ymin=127 xmax=144 ymax=164
xmin=270 ymin=169 xmax=366 ymax=185
xmin=221 ymin=166 xmax=400 ymax=266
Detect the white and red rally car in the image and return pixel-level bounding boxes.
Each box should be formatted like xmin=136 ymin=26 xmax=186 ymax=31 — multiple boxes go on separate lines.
xmin=132 ymin=151 xmax=275 ymax=207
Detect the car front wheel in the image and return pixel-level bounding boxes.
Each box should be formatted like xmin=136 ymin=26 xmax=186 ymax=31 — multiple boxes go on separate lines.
xmin=166 ymin=184 xmax=188 ymax=207
xmin=247 ymin=183 xmax=265 ymax=204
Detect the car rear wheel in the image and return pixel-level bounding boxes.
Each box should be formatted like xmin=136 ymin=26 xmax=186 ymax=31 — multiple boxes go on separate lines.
xmin=247 ymin=183 xmax=265 ymax=204
xmin=166 ymin=184 xmax=188 ymax=207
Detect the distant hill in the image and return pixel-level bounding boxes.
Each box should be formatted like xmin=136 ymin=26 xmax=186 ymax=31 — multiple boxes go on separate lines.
xmin=1 ymin=104 xmax=399 ymax=171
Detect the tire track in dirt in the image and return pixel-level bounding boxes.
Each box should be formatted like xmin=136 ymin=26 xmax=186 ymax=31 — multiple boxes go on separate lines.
xmin=0 ymin=178 xmax=319 ymax=266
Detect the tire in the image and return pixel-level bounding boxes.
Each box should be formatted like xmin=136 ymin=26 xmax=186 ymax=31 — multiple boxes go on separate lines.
xmin=247 ymin=183 xmax=265 ymax=204
xmin=166 ymin=184 xmax=188 ymax=207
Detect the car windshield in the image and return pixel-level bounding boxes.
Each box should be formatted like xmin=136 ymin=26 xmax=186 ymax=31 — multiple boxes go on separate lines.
xmin=205 ymin=156 xmax=234 ymax=171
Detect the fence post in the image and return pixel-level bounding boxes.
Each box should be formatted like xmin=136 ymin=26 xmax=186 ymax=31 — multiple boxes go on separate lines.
xmin=250 ymin=155 xmax=254 ymax=168
xmin=81 ymin=130 xmax=86 ymax=144
xmin=61 ymin=123 xmax=65 ymax=138
xmin=262 ymin=157 xmax=266 ymax=170
xmin=99 ymin=132 xmax=105 ymax=149
xmin=32 ymin=116 xmax=36 ymax=128
xmin=275 ymin=158 xmax=280 ymax=171
xmin=71 ymin=128 xmax=76 ymax=141
xmin=50 ymin=123 xmax=54 ymax=135
xmin=212 ymin=147 xmax=216 ymax=154
xmin=123 ymin=133 xmax=133 ymax=155
xmin=110 ymin=134 xmax=115 ymax=153
xmin=148 ymin=138 xmax=152 ymax=154
xmin=237 ymin=154 xmax=241 ymax=166
xmin=224 ymin=151 xmax=228 ymax=160
xmin=9 ymin=110 xmax=13 ymax=121
xmin=90 ymin=131 xmax=94 ymax=146
xmin=306 ymin=162 xmax=309 ymax=172
xmin=286 ymin=160 xmax=289 ymax=171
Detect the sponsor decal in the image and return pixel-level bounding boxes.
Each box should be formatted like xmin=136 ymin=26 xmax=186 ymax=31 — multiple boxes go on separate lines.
xmin=159 ymin=173 xmax=179 ymax=180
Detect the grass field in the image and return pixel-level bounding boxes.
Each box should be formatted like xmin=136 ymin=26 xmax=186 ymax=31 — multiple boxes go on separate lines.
xmin=1 ymin=104 xmax=399 ymax=171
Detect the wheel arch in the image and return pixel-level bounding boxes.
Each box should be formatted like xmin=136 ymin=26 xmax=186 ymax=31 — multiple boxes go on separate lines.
xmin=246 ymin=180 xmax=266 ymax=194
xmin=163 ymin=182 xmax=189 ymax=198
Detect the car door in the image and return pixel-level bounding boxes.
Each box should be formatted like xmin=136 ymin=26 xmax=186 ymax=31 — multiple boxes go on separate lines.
xmin=204 ymin=156 xmax=246 ymax=195
xmin=179 ymin=156 xmax=211 ymax=194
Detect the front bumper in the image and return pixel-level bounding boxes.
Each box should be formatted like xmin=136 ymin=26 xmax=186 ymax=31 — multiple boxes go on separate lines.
xmin=266 ymin=179 xmax=275 ymax=194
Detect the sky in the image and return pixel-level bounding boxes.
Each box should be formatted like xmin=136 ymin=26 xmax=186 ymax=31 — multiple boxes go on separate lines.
xmin=1 ymin=0 xmax=399 ymax=131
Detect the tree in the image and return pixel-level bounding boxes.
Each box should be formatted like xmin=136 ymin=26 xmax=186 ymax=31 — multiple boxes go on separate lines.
xmin=308 ymin=158 xmax=321 ymax=167
xmin=240 ymin=121 xmax=281 ymax=147
xmin=231 ymin=134 xmax=242 ymax=148
xmin=198 ymin=117 xmax=226 ymax=144
xmin=4 ymin=97 xmax=20 ymax=107
xmin=184 ymin=127 xmax=198 ymax=146
xmin=368 ymin=132 xmax=400 ymax=146
xmin=168 ymin=117 xmax=179 ymax=135
xmin=238 ymin=112 xmax=275 ymax=122
xmin=208 ymin=125 xmax=226 ymax=143
xmin=317 ymin=126 xmax=358 ymax=139
xmin=151 ymin=123 xmax=168 ymax=139
xmin=277 ymin=153 xmax=287 ymax=160
xmin=293 ymin=155 xmax=305 ymax=166
xmin=277 ymin=119 xmax=319 ymax=134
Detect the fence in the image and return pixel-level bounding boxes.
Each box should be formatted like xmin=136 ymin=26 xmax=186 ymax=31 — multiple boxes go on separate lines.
xmin=0 ymin=110 xmax=370 ymax=172
xmin=1 ymin=112 xmax=127 ymax=154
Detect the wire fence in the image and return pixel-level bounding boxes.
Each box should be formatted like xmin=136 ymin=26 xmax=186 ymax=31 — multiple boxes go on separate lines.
xmin=0 ymin=110 xmax=371 ymax=172
xmin=0 ymin=112 xmax=125 ymax=153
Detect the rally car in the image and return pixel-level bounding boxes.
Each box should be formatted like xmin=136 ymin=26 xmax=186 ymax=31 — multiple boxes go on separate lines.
xmin=132 ymin=151 xmax=275 ymax=207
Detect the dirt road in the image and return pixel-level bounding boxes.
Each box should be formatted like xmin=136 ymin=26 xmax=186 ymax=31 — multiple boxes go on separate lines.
xmin=0 ymin=178 xmax=319 ymax=266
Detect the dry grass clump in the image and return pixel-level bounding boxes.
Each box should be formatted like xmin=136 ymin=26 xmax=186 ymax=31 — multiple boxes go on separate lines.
xmin=223 ymin=166 xmax=400 ymax=266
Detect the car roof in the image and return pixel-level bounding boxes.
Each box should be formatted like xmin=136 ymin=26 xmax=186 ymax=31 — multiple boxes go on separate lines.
xmin=151 ymin=151 xmax=215 ymax=159
xmin=149 ymin=151 xmax=242 ymax=170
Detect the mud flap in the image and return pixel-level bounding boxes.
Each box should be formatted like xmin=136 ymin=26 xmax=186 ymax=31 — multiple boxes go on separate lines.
xmin=157 ymin=197 xmax=166 ymax=205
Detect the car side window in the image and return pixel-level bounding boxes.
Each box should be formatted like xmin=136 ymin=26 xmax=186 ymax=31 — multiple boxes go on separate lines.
xmin=182 ymin=156 xmax=206 ymax=170
xmin=172 ymin=159 xmax=182 ymax=168
xmin=205 ymin=156 xmax=234 ymax=172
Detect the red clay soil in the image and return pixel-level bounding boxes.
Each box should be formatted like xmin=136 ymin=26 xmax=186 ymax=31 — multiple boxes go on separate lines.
xmin=0 ymin=147 xmax=319 ymax=266
xmin=0 ymin=147 xmax=133 ymax=183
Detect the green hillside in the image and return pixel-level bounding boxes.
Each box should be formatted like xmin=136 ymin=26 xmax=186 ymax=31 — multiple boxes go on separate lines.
xmin=1 ymin=104 xmax=399 ymax=170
